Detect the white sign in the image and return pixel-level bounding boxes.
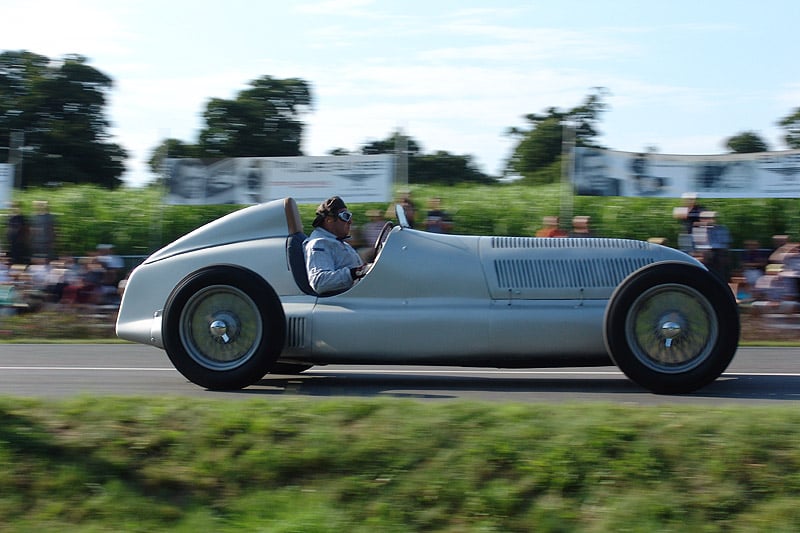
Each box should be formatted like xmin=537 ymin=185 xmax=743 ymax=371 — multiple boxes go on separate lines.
xmin=0 ymin=164 xmax=12 ymax=207
xmin=164 ymin=155 xmax=394 ymax=205
xmin=572 ymin=147 xmax=800 ymax=198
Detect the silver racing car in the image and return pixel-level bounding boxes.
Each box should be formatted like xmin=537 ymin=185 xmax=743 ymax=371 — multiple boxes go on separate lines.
xmin=116 ymin=197 xmax=740 ymax=394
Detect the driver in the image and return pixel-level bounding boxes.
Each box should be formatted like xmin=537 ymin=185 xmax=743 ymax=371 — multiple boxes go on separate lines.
xmin=304 ymin=196 xmax=370 ymax=295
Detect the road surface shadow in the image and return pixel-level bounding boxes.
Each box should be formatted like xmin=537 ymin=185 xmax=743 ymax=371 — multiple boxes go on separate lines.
xmin=222 ymin=370 xmax=800 ymax=402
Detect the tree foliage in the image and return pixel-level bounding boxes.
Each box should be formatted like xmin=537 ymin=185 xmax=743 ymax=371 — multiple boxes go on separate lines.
xmin=147 ymin=139 xmax=200 ymax=174
xmin=507 ymin=87 xmax=609 ymax=184
xmin=197 ymin=76 xmax=312 ymax=158
xmin=778 ymin=107 xmax=800 ymax=149
xmin=360 ymin=130 xmax=494 ymax=185
xmin=147 ymin=76 xmax=313 ymax=174
xmin=0 ymin=50 xmax=126 ymax=188
xmin=725 ymin=131 xmax=769 ymax=153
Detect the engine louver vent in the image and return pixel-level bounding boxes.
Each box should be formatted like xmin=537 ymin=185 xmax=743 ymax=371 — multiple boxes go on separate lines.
xmin=491 ymin=237 xmax=649 ymax=250
xmin=494 ymin=257 xmax=653 ymax=289
xmin=286 ymin=317 xmax=306 ymax=348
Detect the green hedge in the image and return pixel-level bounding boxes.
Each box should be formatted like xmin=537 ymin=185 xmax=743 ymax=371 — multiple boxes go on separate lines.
xmin=5 ymin=184 xmax=799 ymax=259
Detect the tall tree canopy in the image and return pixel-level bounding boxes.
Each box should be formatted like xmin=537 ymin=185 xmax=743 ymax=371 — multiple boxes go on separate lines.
xmin=778 ymin=107 xmax=800 ymax=149
xmin=506 ymin=88 xmax=608 ymax=184
xmin=725 ymin=131 xmax=769 ymax=153
xmin=197 ymin=76 xmax=312 ymax=158
xmin=0 ymin=50 xmax=126 ymax=188
xmin=360 ymin=130 xmax=494 ymax=185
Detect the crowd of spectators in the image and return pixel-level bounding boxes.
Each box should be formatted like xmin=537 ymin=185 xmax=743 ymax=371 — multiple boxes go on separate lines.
xmin=1 ymin=201 xmax=127 ymax=316
xmin=673 ymin=193 xmax=800 ymax=317
xmin=0 ymin=246 xmax=127 ymax=316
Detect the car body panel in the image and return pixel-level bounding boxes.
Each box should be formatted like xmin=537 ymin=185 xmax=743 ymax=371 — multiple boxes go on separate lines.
xmin=117 ymin=197 xmax=708 ymax=371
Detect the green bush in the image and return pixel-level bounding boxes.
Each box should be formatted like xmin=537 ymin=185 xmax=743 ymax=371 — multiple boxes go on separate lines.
xmin=6 ymin=183 xmax=800 ymax=259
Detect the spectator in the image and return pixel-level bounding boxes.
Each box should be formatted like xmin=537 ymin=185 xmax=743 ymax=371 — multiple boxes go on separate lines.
xmin=5 ymin=202 xmax=29 ymax=265
xmin=779 ymin=252 xmax=800 ymax=302
xmin=536 ymin=216 xmax=568 ymax=237
xmin=359 ymin=209 xmax=387 ymax=262
xmin=385 ymin=190 xmax=416 ymax=228
xmin=681 ymin=192 xmax=704 ymax=234
xmin=741 ymin=240 xmax=766 ymax=287
xmin=570 ymin=216 xmax=593 ymax=237
xmin=768 ymin=235 xmax=798 ymax=264
xmin=704 ymin=211 xmax=732 ymax=280
xmin=30 ymin=200 xmax=57 ymax=261
xmin=96 ymin=244 xmax=125 ymax=286
xmin=753 ymin=263 xmax=798 ymax=314
xmin=424 ymin=197 xmax=453 ymax=233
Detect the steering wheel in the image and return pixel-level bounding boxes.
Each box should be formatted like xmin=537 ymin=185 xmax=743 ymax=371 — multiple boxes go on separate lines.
xmin=373 ymin=221 xmax=394 ymax=259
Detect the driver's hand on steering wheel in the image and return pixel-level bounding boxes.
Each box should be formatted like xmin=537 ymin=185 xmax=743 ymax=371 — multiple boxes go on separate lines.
xmin=350 ymin=263 xmax=372 ymax=280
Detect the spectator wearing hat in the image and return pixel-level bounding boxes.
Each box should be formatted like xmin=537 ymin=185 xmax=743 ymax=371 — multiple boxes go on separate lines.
xmin=304 ymin=196 xmax=369 ymax=295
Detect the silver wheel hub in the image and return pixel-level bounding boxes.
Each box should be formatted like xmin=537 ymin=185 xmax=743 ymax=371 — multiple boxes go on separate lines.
xmin=659 ymin=313 xmax=685 ymax=348
xmin=209 ymin=312 xmax=239 ymax=344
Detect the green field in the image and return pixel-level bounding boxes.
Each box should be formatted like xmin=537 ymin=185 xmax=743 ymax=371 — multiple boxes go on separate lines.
xmin=1 ymin=397 xmax=799 ymax=532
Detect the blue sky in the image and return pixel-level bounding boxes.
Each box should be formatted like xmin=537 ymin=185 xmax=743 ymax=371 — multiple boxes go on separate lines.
xmin=3 ymin=0 xmax=799 ymax=186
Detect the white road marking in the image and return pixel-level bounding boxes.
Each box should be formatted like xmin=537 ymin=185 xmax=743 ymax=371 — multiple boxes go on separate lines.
xmin=0 ymin=367 xmax=175 ymax=371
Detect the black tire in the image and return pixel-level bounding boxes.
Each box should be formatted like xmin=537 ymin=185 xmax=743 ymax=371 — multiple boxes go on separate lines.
xmin=604 ymin=262 xmax=739 ymax=394
xmin=163 ymin=266 xmax=285 ymax=390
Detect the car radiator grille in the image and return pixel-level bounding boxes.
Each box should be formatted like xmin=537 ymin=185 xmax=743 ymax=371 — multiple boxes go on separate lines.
xmin=490 ymin=236 xmax=650 ymax=250
xmin=493 ymin=257 xmax=654 ymax=289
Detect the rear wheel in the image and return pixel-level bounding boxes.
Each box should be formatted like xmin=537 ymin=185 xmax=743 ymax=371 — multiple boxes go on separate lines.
xmin=163 ymin=266 xmax=285 ymax=389
xmin=604 ymin=263 xmax=739 ymax=394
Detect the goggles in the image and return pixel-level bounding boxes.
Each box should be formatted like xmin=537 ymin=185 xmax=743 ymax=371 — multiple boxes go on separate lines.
xmin=336 ymin=210 xmax=353 ymax=223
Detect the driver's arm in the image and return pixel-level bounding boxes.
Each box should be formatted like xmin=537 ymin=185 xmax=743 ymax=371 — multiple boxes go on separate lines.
xmin=305 ymin=239 xmax=364 ymax=295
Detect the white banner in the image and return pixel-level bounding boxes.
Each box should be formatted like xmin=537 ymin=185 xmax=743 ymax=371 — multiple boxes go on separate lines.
xmin=572 ymin=147 xmax=800 ymax=198
xmin=164 ymin=154 xmax=394 ymax=205
xmin=0 ymin=164 xmax=13 ymax=207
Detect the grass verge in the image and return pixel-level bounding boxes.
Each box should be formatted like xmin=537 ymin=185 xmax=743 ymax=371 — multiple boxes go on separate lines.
xmin=1 ymin=397 xmax=799 ymax=531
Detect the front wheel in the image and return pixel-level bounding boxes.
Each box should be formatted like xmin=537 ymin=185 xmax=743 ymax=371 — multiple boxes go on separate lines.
xmin=163 ymin=266 xmax=285 ymax=390
xmin=604 ymin=263 xmax=739 ymax=394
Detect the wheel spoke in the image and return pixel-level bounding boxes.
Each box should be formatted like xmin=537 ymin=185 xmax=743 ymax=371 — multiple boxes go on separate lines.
xmin=179 ymin=285 xmax=263 ymax=370
xmin=626 ymin=284 xmax=717 ymax=374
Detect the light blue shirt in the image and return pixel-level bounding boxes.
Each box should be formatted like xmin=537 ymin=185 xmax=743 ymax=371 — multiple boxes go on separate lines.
xmin=303 ymin=227 xmax=363 ymax=295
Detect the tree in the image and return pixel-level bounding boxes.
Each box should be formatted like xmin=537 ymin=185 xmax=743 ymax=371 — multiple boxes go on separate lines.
xmin=507 ymin=87 xmax=608 ymax=184
xmin=361 ymin=131 xmax=421 ymax=157
xmin=725 ymin=131 xmax=768 ymax=153
xmin=147 ymin=139 xmax=200 ymax=175
xmin=0 ymin=50 xmax=127 ymax=188
xmin=410 ymin=151 xmax=494 ymax=185
xmin=360 ymin=130 xmax=494 ymax=185
xmin=778 ymin=107 xmax=800 ymax=149
xmin=197 ymin=76 xmax=313 ymax=158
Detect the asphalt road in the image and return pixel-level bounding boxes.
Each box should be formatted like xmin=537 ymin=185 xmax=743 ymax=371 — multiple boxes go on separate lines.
xmin=0 ymin=344 xmax=798 ymax=405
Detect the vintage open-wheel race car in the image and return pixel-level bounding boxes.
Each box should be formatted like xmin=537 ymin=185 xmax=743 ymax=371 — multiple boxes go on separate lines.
xmin=116 ymin=197 xmax=740 ymax=394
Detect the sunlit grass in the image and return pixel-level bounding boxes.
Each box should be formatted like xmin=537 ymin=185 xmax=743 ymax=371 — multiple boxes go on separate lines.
xmin=1 ymin=398 xmax=799 ymax=531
